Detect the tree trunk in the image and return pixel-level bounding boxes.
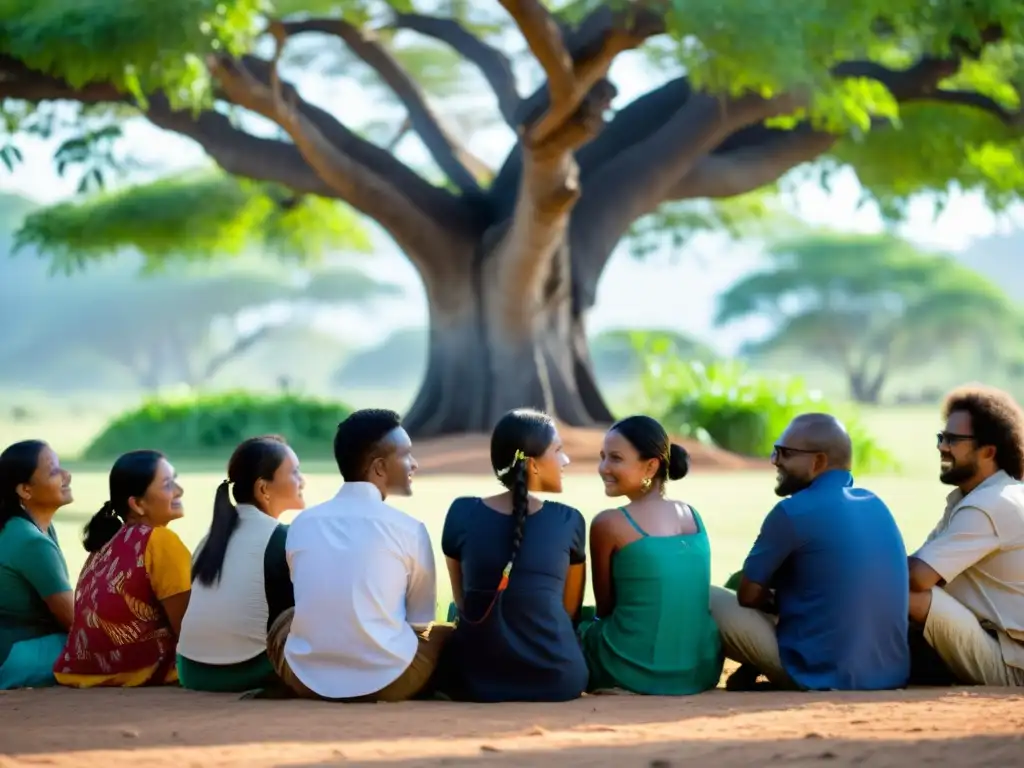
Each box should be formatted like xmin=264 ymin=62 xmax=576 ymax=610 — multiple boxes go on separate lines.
xmin=402 ymin=236 xmax=614 ymax=438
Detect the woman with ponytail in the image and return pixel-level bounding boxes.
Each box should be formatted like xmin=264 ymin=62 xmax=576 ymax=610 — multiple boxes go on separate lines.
xmin=436 ymin=408 xmax=588 ymax=702
xmin=54 ymin=450 xmax=192 ymax=688
xmin=177 ymin=435 xmax=304 ymax=692
xmin=0 ymin=440 xmax=74 ymax=689
xmin=581 ymin=415 xmax=723 ymax=695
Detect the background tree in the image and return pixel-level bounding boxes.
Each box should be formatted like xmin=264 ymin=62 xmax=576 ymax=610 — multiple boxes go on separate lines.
xmin=716 ymin=232 xmax=1018 ymax=404
xmin=4 ymin=1 xmax=1024 ymax=434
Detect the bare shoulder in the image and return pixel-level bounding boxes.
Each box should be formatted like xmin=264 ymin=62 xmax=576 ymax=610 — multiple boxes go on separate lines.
xmin=591 ymin=507 xmax=624 ymax=530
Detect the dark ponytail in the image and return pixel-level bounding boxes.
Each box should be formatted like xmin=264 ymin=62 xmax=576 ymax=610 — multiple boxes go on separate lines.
xmin=82 ymin=450 xmax=165 ymax=553
xmin=508 ymin=459 xmax=529 ymax=570
xmin=193 ymin=436 xmax=289 ymax=587
xmin=192 ymin=481 xmax=240 ymax=586
xmin=0 ymin=440 xmax=47 ymax=534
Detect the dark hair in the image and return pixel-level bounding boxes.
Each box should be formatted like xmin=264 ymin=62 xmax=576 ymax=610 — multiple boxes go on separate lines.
xmin=610 ymin=415 xmax=690 ymax=483
xmin=193 ymin=435 xmax=290 ymax=587
xmin=333 ymin=409 xmax=403 ymax=482
xmin=490 ymin=409 xmax=557 ymax=572
xmin=943 ymin=385 xmax=1024 ymax=480
xmin=0 ymin=440 xmax=47 ymax=534
xmin=82 ymin=450 xmax=165 ymax=553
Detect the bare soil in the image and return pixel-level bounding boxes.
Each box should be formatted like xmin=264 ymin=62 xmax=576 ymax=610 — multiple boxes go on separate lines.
xmin=411 ymin=424 xmax=767 ymax=476
xmin=1 ymin=684 xmax=1021 ymax=767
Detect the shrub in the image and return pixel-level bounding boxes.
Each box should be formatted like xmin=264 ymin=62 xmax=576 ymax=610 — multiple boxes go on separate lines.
xmin=635 ymin=342 xmax=898 ymax=476
xmin=83 ymin=391 xmax=351 ymax=462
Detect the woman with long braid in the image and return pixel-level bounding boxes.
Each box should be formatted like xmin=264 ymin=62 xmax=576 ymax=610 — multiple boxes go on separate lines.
xmin=436 ymin=408 xmax=588 ymax=702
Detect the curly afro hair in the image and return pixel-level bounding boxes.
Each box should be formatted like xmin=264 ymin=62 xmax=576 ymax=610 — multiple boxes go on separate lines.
xmin=942 ymin=384 xmax=1024 ymax=480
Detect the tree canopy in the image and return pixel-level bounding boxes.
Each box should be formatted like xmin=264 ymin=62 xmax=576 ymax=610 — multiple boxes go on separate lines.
xmin=716 ymin=231 xmax=1020 ymax=403
xmin=5 ymin=0 xmax=1024 ymax=433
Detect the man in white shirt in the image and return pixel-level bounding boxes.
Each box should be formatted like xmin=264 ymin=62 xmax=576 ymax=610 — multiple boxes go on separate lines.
xmin=909 ymin=385 xmax=1024 ymax=687
xmin=266 ymin=408 xmax=450 ymax=701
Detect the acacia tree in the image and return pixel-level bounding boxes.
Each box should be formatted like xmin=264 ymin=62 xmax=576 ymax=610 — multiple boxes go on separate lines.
xmin=717 ymin=232 xmax=1018 ymax=403
xmin=3 ymin=1 xmax=1024 ymax=435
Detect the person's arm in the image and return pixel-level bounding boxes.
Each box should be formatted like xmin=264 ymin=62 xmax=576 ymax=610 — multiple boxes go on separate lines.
xmin=738 ymin=503 xmax=797 ymax=612
xmin=16 ymin=536 xmax=75 ymax=631
xmin=407 ymin=523 xmax=438 ymax=626
xmin=144 ymin=527 xmax=193 ymax=637
xmin=589 ymin=511 xmax=617 ymax=619
xmin=563 ymin=510 xmax=587 ymax=621
xmin=264 ymin=524 xmax=295 ymax=628
xmin=910 ymin=506 xmax=1000 ymax=592
xmin=440 ymin=501 xmax=465 ymax=611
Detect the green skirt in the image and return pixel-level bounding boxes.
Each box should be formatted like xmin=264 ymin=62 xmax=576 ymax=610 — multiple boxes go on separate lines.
xmin=176 ymin=652 xmax=277 ymax=693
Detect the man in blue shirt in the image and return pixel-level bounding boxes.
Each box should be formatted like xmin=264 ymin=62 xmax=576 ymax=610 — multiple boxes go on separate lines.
xmin=710 ymin=413 xmax=910 ymax=690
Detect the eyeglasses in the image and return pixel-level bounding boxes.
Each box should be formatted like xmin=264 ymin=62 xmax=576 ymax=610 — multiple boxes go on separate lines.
xmin=771 ymin=445 xmax=821 ymax=460
xmin=936 ymin=432 xmax=975 ymax=448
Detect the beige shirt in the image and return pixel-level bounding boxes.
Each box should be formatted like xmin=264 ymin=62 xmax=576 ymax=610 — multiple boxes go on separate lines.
xmin=915 ymin=470 xmax=1024 ymax=670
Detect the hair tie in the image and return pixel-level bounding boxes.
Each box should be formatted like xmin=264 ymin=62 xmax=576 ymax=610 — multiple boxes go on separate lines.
xmin=496 ymin=449 xmax=527 ymax=478
xmin=102 ymin=501 xmax=117 ymax=518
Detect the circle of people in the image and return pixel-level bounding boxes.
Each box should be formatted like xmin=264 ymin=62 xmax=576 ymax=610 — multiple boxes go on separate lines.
xmin=1 ymin=384 xmax=1023 ymax=699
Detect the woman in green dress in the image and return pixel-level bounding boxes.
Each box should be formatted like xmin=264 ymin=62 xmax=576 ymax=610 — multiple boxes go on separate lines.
xmin=580 ymin=416 xmax=723 ymax=695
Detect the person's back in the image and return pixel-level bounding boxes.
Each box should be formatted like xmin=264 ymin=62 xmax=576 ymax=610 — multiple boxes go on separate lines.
xmin=770 ymin=472 xmax=909 ymax=690
xmin=441 ymin=497 xmax=588 ymax=701
xmin=285 ymin=487 xmax=434 ymax=696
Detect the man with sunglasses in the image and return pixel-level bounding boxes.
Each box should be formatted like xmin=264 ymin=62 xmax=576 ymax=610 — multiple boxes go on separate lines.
xmin=710 ymin=413 xmax=910 ymax=691
xmin=908 ymin=385 xmax=1024 ymax=687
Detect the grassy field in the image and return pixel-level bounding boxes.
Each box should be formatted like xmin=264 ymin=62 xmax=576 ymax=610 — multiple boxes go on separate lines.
xmin=2 ymin=394 xmax=948 ymax=614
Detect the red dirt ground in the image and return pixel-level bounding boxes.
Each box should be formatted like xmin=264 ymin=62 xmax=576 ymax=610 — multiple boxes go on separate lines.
xmin=1 ymin=684 xmax=1022 ymax=767
xmin=410 ymin=424 xmax=767 ymax=476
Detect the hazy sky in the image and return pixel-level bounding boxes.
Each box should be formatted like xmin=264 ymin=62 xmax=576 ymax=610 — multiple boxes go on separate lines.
xmin=3 ymin=48 xmax=1020 ymax=353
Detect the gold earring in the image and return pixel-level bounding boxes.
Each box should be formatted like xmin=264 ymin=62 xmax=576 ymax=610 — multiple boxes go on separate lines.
xmin=641 ymin=477 xmax=652 ymax=492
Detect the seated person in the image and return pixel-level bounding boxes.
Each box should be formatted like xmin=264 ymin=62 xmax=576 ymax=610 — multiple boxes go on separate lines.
xmin=909 ymin=386 xmax=1024 ymax=687
xmin=0 ymin=441 xmax=75 ymax=690
xmin=177 ymin=436 xmax=304 ymax=692
xmin=711 ymin=413 xmax=910 ymax=691
xmin=437 ymin=408 xmax=588 ymax=702
xmin=54 ymin=451 xmax=191 ymax=688
xmin=267 ymin=409 xmax=449 ymax=702
xmin=581 ymin=416 xmax=722 ymax=695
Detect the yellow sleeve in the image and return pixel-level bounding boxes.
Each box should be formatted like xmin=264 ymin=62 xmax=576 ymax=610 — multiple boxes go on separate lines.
xmin=144 ymin=526 xmax=193 ymax=601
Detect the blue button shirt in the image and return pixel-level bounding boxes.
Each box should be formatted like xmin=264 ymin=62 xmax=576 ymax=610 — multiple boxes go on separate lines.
xmin=743 ymin=470 xmax=910 ymax=690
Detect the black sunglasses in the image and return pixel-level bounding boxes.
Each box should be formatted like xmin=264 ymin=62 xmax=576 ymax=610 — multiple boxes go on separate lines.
xmin=771 ymin=445 xmax=821 ymax=460
xmin=936 ymin=431 xmax=975 ymax=447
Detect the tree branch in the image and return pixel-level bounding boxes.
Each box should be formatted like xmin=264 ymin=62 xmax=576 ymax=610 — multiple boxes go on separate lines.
xmin=391 ymin=12 xmax=521 ymax=126
xmin=282 ymin=17 xmax=488 ymax=197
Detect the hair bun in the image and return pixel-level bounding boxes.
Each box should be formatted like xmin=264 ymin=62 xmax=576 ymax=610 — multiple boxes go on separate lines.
xmin=667 ymin=443 xmax=690 ymax=481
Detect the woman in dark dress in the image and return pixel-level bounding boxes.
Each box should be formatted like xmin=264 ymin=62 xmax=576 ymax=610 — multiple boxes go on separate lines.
xmin=437 ymin=408 xmax=588 ymax=702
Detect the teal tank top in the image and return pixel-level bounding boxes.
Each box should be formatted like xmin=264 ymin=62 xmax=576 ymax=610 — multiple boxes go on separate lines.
xmin=580 ymin=506 xmax=723 ymax=695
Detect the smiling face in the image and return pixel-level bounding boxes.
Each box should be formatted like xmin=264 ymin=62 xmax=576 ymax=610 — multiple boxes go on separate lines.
xmin=938 ymin=410 xmax=983 ymax=487
xmin=17 ymin=445 xmax=73 ymax=513
xmin=128 ymin=458 xmax=184 ymax=526
xmin=258 ymin=446 xmax=306 ymax=517
xmin=528 ymin=427 xmax=569 ymax=494
xmin=598 ymin=429 xmax=660 ymax=498
xmin=376 ymin=427 xmax=418 ymax=497
xmin=770 ymin=423 xmax=828 ymax=497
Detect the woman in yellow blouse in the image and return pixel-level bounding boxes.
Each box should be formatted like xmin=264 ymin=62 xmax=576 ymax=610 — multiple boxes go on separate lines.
xmin=54 ymin=450 xmax=191 ymax=687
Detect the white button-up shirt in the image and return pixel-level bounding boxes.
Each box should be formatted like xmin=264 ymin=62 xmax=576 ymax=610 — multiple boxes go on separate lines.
xmin=283 ymin=482 xmax=437 ymax=698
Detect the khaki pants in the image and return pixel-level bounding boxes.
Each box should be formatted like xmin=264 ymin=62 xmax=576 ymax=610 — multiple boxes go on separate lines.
xmin=923 ymin=587 xmax=1024 ymax=687
xmin=267 ymin=608 xmax=454 ymax=702
xmin=709 ymin=585 xmax=798 ymax=689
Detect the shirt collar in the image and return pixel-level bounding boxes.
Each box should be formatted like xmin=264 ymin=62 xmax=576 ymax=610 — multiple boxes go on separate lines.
xmin=334 ymin=481 xmax=384 ymax=504
xmin=945 ymin=469 xmax=1012 ymax=507
xmin=808 ymin=468 xmax=854 ymax=490
xmin=235 ymin=503 xmax=267 ymax=520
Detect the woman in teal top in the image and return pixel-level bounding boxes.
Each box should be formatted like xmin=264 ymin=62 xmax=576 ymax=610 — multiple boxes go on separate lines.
xmin=0 ymin=440 xmax=75 ymax=690
xmin=581 ymin=416 xmax=723 ymax=695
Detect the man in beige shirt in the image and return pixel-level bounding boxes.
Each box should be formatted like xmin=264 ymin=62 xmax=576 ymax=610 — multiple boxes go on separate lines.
xmin=909 ymin=385 xmax=1024 ymax=687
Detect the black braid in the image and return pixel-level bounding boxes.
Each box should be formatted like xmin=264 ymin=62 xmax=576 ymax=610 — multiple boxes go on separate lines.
xmin=508 ymin=460 xmax=529 ymax=569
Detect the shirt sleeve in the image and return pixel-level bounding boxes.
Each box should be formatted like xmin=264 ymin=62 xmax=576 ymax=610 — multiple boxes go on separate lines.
xmin=12 ymin=532 xmax=72 ymax=599
xmin=742 ymin=502 xmax=797 ymax=588
xmin=913 ymin=505 xmax=1000 ymax=584
xmin=406 ymin=522 xmax=438 ymax=624
xmin=440 ymin=499 xmax=466 ymax=560
xmin=568 ymin=507 xmax=587 ymax=565
xmin=263 ymin=523 xmax=295 ymax=629
xmin=144 ymin=526 xmax=193 ymax=601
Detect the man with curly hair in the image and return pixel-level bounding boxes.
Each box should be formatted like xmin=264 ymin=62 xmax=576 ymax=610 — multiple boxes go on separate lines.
xmin=908 ymin=384 xmax=1024 ymax=687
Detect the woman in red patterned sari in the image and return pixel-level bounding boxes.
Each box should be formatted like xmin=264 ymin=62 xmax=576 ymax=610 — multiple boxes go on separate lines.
xmin=54 ymin=451 xmax=191 ymax=688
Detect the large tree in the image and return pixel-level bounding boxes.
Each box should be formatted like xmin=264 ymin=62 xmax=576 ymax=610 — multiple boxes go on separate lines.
xmin=3 ymin=1 xmax=1024 ymax=435
xmin=717 ymin=232 xmax=1018 ymax=403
